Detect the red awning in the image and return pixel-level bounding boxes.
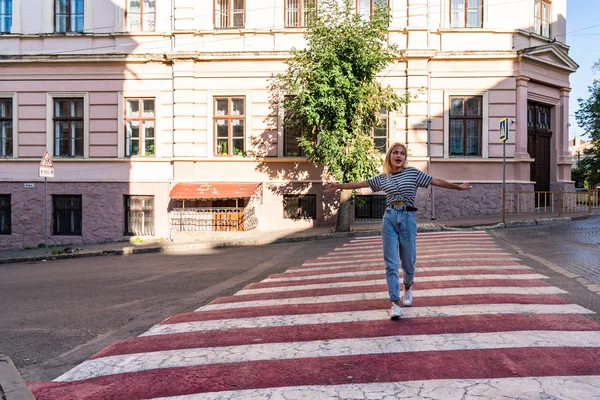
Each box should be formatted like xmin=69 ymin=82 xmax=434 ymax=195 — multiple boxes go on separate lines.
xmin=169 ymin=183 xmax=261 ymax=200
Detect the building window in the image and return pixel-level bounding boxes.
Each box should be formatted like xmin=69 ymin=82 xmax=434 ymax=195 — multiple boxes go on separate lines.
xmin=0 ymin=98 xmax=12 ymax=157
xmin=124 ymin=195 xmax=155 ymax=236
xmin=0 ymin=0 xmax=12 ymax=33
xmin=214 ymin=97 xmax=245 ymax=156
xmin=286 ymin=0 xmax=316 ymax=28
xmin=451 ymin=0 xmax=482 ymax=28
xmin=125 ymin=98 xmax=155 ymax=157
xmin=127 ymin=0 xmax=155 ymax=32
xmin=55 ymin=0 xmax=84 ymax=33
xmin=373 ymin=108 xmax=388 ymax=154
xmin=283 ymin=99 xmax=304 ymax=156
xmin=0 ymin=194 xmax=10 ymax=235
xmin=53 ymin=195 xmax=82 ymax=236
xmin=357 ymin=0 xmax=387 ymax=20
xmin=284 ymin=194 xmax=317 ymax=219
xmin=449 ymin=96 xmax=482 ymax=156
xmin=215 ymin=0 xmax=244 ymax=29
xmin=534 ymin=0 xmax=551 ymax=37
xmin=54 ymin=98 xmax=84 ymax=157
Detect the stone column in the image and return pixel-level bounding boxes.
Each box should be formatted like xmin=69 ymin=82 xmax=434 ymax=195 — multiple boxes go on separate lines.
xmin=557 ymin=88 xmax=572 ymax=163
xmin=514 ymin=76 xmax=530 ymax=159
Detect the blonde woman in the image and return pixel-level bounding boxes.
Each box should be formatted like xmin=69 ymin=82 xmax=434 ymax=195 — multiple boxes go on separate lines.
xmin=325 ymin=142 xmax=472 ymax=319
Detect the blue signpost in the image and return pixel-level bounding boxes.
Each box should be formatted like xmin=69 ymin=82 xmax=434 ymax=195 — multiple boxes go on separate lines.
xmin=500 ymin=118 xmax=508 ymax=223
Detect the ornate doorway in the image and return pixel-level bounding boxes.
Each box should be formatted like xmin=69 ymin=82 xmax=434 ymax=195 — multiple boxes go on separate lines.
xmin=527 ymin=102 xmax=552 ymax=206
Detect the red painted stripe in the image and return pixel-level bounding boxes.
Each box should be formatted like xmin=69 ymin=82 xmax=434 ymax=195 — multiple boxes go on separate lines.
xmin=249 ymin=269 xmax=536 ymax=289
xmin=164 ymin=294 xmax=570 ymax=324
xmin=270 ymin=264 xmax=526 ymax=279
xmin=30 ymin=347 xmax=600 ymax=400
xmin=209 ymin=279 xmax=551 ymax=304
xmin=92 ymin=314 xmax=600 ymax=359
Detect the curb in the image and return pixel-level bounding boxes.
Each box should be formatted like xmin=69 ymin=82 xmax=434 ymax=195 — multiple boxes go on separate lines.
xmin=0 ymin=355 xmax=36 ymax=400
xmin=0 ymin=215 xmax=583 ymax=265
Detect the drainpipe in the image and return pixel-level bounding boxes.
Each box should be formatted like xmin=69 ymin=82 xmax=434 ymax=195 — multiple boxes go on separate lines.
xmin=426 ymin=0 xmax=435 ymax=220
xmin=167 ymin=0 xmax=176 ymax=240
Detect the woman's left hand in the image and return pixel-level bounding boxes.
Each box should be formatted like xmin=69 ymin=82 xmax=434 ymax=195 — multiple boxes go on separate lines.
xmin=459 ymin=182 xmax=473 ymax=190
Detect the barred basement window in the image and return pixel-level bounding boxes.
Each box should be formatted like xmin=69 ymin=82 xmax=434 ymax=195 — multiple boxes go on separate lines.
xmin=124 ymin=195 xmax=155 ymax=236
xmin=0 ymin=194 xmax=10 ymax=235
xmin=284 ymin=194 xmax=316 ymax=219
xmin=53 ymin=195 xmax=82 ymax=236
xmin=355 ymin=195 xmax=386 ymax=221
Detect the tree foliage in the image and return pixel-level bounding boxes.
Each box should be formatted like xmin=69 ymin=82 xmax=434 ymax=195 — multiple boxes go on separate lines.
xmin=575 ymin=61 xmax=600 ymax=188
xmin=277 ymin=0 xmax=407 ymax=183
xmin=275 ymin=0 xmax=409 ymax=230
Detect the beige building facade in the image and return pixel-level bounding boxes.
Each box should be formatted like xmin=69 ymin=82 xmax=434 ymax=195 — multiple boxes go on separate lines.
xmin=0 ymin=0 xmax=578 ymax=249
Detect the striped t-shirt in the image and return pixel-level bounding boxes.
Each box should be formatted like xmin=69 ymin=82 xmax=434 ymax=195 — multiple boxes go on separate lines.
xmin=366 ymin=167 xmax=433 ymax=207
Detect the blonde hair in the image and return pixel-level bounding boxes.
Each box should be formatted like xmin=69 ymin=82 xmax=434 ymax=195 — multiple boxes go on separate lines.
xmin=382 ymin=142 xmax=408 ymax=175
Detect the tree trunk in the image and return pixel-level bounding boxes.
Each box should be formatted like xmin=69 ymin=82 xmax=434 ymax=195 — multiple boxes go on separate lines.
xmin=335 ymin=189 xmax=353 ymax=232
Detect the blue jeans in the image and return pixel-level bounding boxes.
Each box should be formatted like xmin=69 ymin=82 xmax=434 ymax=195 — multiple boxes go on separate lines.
xmin=381 ymin=207 xmax=417 ymax=303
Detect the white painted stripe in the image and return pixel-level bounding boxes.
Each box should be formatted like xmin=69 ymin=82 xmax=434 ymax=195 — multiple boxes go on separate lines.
xmin=348 ymin=238 xmax=496 ymax=245
xmin=196 ymin=287 xmax=566 ymax=311
xmin=143 ymin=304 xmax=593 ymax=336
xmin=55 ymin=331 xmax=600 ymax=382
xmin=238 ymin=274 xmax=548 ymax=295
xmin=150 ymin=375 xmax=600 ymax=400
xmin=286 ymin=264 xmax=530 ymax=274
xmin=316 ymin=252 xmax=514 ymax=260
xmin=302 ymin=257 xmax=520 ymax=267
xmin=334 ymin=245 xmax=501 ymax=253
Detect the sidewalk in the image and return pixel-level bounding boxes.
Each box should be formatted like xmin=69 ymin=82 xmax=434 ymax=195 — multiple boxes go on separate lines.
xmin=0 ymin=212 xmax=593 ymax=265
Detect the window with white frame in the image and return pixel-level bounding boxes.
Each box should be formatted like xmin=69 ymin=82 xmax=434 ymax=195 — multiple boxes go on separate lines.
xmin=356 ymin=0 xmax=387 ymax=20
xmin=127 ymin=0 xmax=155 ymax=32
xmin=373 ymin=108 xmax=388 ymax=154
xmin=0 ymin=0 xmax=12 ymax=33
xmin=55 ymin=0 xmax=84 ymax=33
xmin=286 ymin=0 xmax=316 ymax=28
xmin=0 ymin=98 xmax=12 ymax=157
xmin=534 ymin=0 xmax=551 ymax=37
xmin=214 ymin=96 xmax=245 ymax=156
xmin=125 ymin=98 xmax=155 ymax=157
xmin=449 ymin=95 xmax=483 ymax=157
xmin=451 ymin=0 xmax=483 ymax=28
xmin=54 ymin=98 xmax=84 ymax=157
xmin=215 ymin=0 xmax=244 ymax=29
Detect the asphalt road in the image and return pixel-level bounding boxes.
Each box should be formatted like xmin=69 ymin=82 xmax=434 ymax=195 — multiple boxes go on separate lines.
xmin=0 ymin=238 xmax=348 ymax=382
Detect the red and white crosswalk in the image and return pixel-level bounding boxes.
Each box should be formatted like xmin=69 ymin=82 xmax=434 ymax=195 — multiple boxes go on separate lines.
xmin=30 ymin=231 xmax=600 ymax=399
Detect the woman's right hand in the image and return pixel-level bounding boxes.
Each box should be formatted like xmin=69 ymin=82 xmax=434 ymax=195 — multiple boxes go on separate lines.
xmin=324 ymin=183 xmax=341 ymax=193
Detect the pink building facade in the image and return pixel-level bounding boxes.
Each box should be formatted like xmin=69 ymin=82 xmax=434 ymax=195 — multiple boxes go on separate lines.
xmin=0 ymin=0 xmax=577 ymax=249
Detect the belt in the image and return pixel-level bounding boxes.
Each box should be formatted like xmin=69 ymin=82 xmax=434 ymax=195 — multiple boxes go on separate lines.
xmin=389 ymin=204 xmax=418 ymax=212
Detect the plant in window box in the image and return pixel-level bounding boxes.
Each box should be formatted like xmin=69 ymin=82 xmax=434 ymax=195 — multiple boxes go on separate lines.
xmin=146 ymin=144 xmax=155 ymax=156
xmin=233 ymin=148 xmax=245 ymax=156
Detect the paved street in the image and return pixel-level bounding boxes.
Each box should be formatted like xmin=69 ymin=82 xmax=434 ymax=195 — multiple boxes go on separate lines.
xmin=491 ymin=216 xmax=600 ymax=286
xmin=0 ymin=239 xmax=346 ymax=383
xmin=27 ymin=230 xmax=600 ymax=399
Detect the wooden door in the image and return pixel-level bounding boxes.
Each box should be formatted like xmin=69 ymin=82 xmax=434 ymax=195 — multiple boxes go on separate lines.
xmin=527 ymin=102 xmax=553 ymax=206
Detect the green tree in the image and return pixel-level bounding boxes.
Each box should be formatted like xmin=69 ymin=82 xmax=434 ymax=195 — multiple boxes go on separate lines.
xmin=575 ymin=61 xmax=600 ymax=188
xmin=277 ymin=0 xmax=409 ymax=231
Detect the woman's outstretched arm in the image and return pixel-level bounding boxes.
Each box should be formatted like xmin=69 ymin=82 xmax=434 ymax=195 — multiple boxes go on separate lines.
xmin=431 ymin=179 xmax=472 ymax=190
xmin=324 ymin=181 xmax=369 ymax=192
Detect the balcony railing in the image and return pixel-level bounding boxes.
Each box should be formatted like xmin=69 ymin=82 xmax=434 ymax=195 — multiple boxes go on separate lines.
xmin=170 ymin=207 xmax=258 ymax=232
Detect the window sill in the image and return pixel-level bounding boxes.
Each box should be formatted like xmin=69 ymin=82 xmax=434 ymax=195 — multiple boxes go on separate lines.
xmin=439 ymin=28 xmax=495 ymax=33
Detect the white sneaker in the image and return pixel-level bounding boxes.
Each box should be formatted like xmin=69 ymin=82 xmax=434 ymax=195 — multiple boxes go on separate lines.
xmin=402 ymin=288 xmax=413 ymax=306
xmin=390 ymin=304 xmax=402 ymax=319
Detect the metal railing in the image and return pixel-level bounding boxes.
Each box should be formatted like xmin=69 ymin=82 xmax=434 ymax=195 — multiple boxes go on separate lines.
xmin=170 ymin=207 xmax=258 ymax=232
xmin=502 ymin=189 xmax=599 ymax=222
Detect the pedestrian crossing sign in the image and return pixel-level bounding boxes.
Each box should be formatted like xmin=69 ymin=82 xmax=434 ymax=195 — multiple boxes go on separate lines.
xmin=499 ymin=118 xmax=508 ymax=142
